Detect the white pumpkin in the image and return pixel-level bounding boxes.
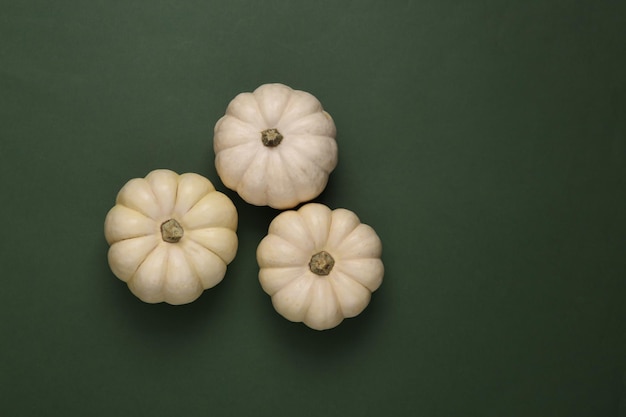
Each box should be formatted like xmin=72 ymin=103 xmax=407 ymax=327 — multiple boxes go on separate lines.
xmin=256 ymin=203 xmax=383 ymax=330
xmin=213 ymin=83 xmax=338 ymax=209
xmin=104 ymin=169 xmax=238 ymax=305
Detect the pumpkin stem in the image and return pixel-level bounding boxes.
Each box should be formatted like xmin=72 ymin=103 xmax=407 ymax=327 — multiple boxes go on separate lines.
xmin=261 ymin=128 xmax=283 ymax=147
xmin=161 ymin=219 xmax=184 ymax=243
xmin=309 ymin=251 xmax=335 ymax=276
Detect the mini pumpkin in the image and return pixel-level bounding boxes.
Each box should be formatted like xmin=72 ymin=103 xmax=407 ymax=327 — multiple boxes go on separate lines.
xmin=104 ymin=169 xmax=238 ymax=305
xmin=257 ymin=203 xmax=383 ymax=330
xmin=213 ymin=83 xmax=338 ymax=209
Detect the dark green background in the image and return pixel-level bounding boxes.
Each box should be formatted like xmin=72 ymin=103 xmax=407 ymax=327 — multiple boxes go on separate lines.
xmin=1 ymin=0 xmax=624 ymax=416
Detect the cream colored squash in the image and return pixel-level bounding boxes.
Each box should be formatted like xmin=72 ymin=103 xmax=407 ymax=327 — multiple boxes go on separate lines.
xmin=213 ymin=83 xmax=338 ymax=209
xmin=256 ymin=203 xmax=383 ymax=330
xmin=104 ymin=169 xmax=238 ymax=305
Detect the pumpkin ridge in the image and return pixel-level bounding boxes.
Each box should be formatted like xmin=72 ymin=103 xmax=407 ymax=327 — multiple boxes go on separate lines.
xmin=118 ymin=204 xmax=157 ymax=222
xmin=109 ymin=235 xmax=160 ymax=282
xmin=172 ymin=176 xmax=180 ymax=218
xmin=303 ymin=278 xmax=342 ymax=330
xmin=275 ymin=90 xmax=323 ymax=128
xmin=173 ymin=174 xmax=219 ymax=218
xmin=259 ymin=266 xmax=307 ymax=294
xmin=273 ymin=88 xmax=296 ymax=127
xmin=297 ymin=204 xmax=332 ymax=251
xmin=255 ymin=86 xmax=293 ymax=127
xmin=328 ymin=271 xmax=346 ymax=318
xmin=128 ymin=242 xmax=165 ymax=289
xmin=116 ymin=178 xmax=162 ymax=220
xmin=327 ymin=273 xmax=344 ymax=317
xmin=161 ymin=244 xmax=172 ymax=302
xmin=273 ymin=274 xmax=316 ymax=322
xmin=126 ymin=206 xmax=159 ymax=221
xmin=334 ymin=224 xmax=382 ymax=259
xmin=298 ymin=210 xmax=319 ymax=252
xmin=142 ymin=178 xmax=162 ymax=218
xmin=235 ymin=149 xmax=269 ymax=200
xmin=262 ymin=229 xmax=308 ymax=262
xmin=282 ymin=134 xmax=337 ymax=173
xmin=277 ymin=150 xmax=326 ymax=204
xmin=279 ymin=111 xmax=335 ymax=137
xmin=333 ymin=258 xmax=384 ymax=293
xmin=336 ymin=223 xmax=367 ymax=246
xmin=267 ymin=210 xmax=315 ymax=251
xmin=331 ymin=266 xmax=371 ymax=294
xmin=178 ymin=187 xmax=213 ymax=218
xmin=261 ymin=148 xmax=271 ymax=198
xmin=215 ymin=135 xmax=258 ymax=153
xmin=275 ymin=148 xmax=301 ymax=205
xmin=182 ymin=238 xmax=228 ymax=289
xmin=249 ymin=93 xmax=267 ymax=127
xmin=180 ymin=243 xmax=202 ymax=284
xmin=225 ymin=92 xmax=264 ymax=126
xmin=109 ymin=232 xmax=155 ymax=244
xmin=214 ymin=116 xmax=258 ymax=153
xmin=185 ymin=228 xmax=232 ymax=264
xmin=327 ymin=269 xmax=372 ymax=319
xmin=104 ymin=205 xmax=158 ymax=244
xmin=180 ymin=192 xmax=238 ymax=231
xmin=145 ymin=170 xmax=180 ymax=218
xmin=283 ymin=138 xmax=330 ymax=173
xmin=325 ymin=210 xmax=362 ymax=250
xmin=215 ymin=142 xmax=260 ymax=190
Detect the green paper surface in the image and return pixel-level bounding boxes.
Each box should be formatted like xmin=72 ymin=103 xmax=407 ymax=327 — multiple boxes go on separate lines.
xmin=1 ymin=1 xmax=625 ymax=416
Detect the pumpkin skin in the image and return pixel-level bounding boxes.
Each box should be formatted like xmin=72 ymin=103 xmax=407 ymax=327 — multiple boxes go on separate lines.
xmin=104 ymin=169 xmax=238 ymax=305
xmin=213 ymin=83 xmax=338 ymax=209
xmin=257 ymin=203 xmax=383 ymax=330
